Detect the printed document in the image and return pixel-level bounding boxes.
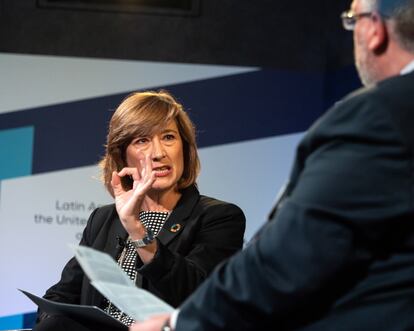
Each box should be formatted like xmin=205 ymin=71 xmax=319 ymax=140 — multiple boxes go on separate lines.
xmin=71 ymin=244 xmax=174 ymax=321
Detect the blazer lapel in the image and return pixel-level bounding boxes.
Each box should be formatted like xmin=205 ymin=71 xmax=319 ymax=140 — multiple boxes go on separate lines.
xmin=157 ymin=185 xmax=200 ymax=246
xmin=103 ymin=211 xmax=128 ymax=259
xmin=248 ymin=180 xmax=294 ymax=246
xmin=267 ymin=180 xmax=293 ymax=221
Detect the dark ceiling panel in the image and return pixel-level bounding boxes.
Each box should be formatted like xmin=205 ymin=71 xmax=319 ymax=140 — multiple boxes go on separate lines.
xmin=0 ymin=0 xmax=353 ymax=70
xmin=36 ymin=0 xmax=201 ymax=16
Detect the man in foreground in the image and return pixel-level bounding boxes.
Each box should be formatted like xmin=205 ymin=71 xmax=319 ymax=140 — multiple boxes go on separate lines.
xmin=131 ymin=0 xmax=414 ymax=329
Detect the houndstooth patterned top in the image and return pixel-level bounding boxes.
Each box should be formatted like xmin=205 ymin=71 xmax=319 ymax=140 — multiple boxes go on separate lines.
xmin=103 ymin=210 xmax=170 ymax=326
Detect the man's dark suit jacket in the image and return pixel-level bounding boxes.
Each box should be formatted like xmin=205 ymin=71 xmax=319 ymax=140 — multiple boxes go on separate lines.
xmin=176 ymin=72 xmax=414 ymax=330
xmin=39 ymin=185 xmax=245 ymax=312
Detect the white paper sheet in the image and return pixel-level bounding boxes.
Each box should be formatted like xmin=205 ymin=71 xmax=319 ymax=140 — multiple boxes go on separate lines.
xmin=71 ymin=244 xmax=174 ymax=321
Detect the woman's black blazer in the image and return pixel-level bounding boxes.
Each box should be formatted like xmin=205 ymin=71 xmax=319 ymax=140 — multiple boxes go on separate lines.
xmin=42 ymin=185 xmax=246 ymax=308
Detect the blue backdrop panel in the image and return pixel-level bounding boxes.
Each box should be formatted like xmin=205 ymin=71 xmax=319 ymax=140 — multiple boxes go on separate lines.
xmin=0 ymin=311 xmax=35 ymax=330
xmin=0 ymin=313 xmax=23 ymax=330
xmin=0 ymin=126 xmax=34 ymax=180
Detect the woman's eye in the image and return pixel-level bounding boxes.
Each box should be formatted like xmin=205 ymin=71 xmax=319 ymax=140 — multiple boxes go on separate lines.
xmin=164 ymin=134 xmax=175 ymax=141
xmin=134 ymin=138 xmax=148 ymax=144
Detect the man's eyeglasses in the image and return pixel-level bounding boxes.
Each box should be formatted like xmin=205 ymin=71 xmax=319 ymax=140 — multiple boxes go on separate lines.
xmin=341 ymin=10 xmax=373 ymax=30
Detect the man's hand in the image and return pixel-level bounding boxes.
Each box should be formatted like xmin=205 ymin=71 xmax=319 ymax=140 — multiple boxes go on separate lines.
xmin=130 ymin=313 xmax=171 ymax=331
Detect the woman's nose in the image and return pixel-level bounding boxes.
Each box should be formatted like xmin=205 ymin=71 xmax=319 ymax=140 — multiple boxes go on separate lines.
xmin=151 ymin=138 xmax=166 ymax=160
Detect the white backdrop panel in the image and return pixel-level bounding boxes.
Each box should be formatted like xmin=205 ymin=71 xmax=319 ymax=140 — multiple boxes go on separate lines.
xmin=0 ymin=166 xmax=112 ymax=316
xmin=198 ymin=133 xmax=303 ymax=240
xmin=0 ymin=132 xmax=302 ymax=316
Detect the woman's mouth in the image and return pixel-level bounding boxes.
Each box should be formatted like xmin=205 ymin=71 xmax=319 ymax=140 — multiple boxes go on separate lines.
xmin=153 ymin=166 xmax=172 ymax=177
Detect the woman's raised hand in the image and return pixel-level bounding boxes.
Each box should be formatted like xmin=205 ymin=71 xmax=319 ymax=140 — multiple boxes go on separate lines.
xmin=111 ymin=153 xmax=156 ymax=238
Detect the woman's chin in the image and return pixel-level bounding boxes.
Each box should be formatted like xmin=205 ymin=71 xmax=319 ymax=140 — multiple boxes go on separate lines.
xmin=149 ymin=180 xmax=177 ymax=194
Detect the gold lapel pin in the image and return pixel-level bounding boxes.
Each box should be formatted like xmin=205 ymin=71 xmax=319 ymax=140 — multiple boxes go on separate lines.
xmin=170 ymin=224 xmax=181 ymax=233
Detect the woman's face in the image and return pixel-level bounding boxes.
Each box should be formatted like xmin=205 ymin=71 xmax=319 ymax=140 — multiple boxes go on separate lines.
xmin=125 ymin=119 xmax=184 ymax=194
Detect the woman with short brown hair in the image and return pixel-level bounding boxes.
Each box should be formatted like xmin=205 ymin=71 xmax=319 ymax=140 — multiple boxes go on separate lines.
xmin=34 ymin=90 xmax=245 ymax=331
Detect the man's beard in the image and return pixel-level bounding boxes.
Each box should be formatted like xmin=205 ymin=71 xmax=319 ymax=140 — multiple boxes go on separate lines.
xmin=355 ymin=39 xmax=379 ymax=87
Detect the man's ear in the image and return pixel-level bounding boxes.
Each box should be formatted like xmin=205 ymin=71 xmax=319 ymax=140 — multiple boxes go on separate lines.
xmin=367 ymin=13 xmax=388 ymax=53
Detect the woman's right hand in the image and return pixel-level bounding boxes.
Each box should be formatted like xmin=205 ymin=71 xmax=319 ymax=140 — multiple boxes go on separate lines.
xmin=111 ymin=153 xmax=156 ymax=239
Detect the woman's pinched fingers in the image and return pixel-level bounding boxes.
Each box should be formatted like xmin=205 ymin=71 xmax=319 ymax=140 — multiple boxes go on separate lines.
xmin=138 ymin=153 xmax=152 ymax=179
xmin=111 ymin=171 xmax=124 ymax=196
xmin=118 ymin=167 xmax=141 ymax=181
xmin=132 ymin=170 xmax=156 ymax=200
